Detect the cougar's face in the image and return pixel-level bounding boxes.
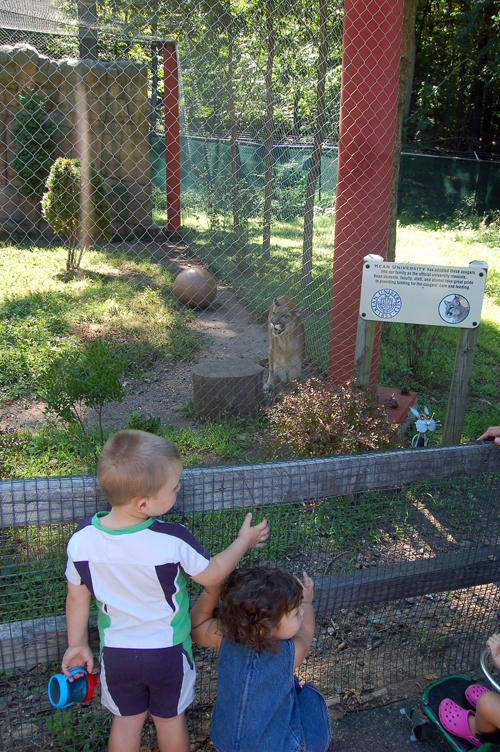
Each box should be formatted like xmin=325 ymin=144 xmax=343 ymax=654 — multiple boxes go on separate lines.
xmin=270 ymin=312 xmax=290 ymax=335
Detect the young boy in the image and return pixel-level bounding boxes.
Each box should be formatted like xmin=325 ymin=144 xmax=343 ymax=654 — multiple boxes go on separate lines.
xmin=62 ymin=430 xmax=269 ymax=752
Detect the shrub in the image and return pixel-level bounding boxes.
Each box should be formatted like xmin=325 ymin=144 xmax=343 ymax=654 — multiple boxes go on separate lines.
xmin=271 ymin=162 xmax=307 ymax=221
xmin=41 ymin=157 xmax=111 ymax=270
xmin=39 ymin=338 xmax=127 ymax=451
xmin=42 ymin=158 xmax=81 ymax=261
xmin=11 ymin=89 xmax=58 ymax=201
xmin=152 ymin=185 xmax=169 ymax=211
xmin=126 ymin=410 xmax=162 ymax=434
xmin=266 ymin=378 xmax=401 ymax=458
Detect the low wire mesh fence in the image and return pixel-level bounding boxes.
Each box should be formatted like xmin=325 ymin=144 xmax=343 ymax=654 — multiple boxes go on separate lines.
xmin=1 ymin=442 xmax=500 ymax=749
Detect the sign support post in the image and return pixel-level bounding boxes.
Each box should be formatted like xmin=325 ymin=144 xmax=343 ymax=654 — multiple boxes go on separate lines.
xmin=441 ymin=327 xmax=480 ymax=445
xmin=353 ymin=317 xmax=376 ymax=389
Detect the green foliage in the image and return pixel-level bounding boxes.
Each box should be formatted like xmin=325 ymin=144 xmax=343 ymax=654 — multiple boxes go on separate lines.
xmin=271 ymin=162 xmax=307 ymax=220
xmin=41 ymin=158 xmax=81 ymax=256
xmin=0 ymin=245 xmax=202 ymax=402
xmin=41 ymin=158 xmax=112 ymax=270
xmin=39 ymin=338 xmax=127 ymax=448
xmin=408 ymin=0 xmax=500 ymax=157
xmin=0 ymin=312 xmax=69 ymax=400
xmin=266 ymin=378 xmax=401 ymax=458
xmin=0 ymin=413 xmax=258 ymax=480
xmin=11 ymin=89 xmax=57 ymax=200
xmin=152 ymin=185 xmax=169 ymax=211
xmin=45 ymin=708 xmax=111 ymax=752
xmin=380 ymin=322 xmax=445 ymax=386
xmin=0 ymin=421 xmax=100 ymax=480
xmin=0 ymin=521 xmax=69 ymax=621
xmin=126 ymin=410 xmax=162 ymax=434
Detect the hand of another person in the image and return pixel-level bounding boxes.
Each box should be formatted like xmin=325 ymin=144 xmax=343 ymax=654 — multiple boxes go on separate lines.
xmin=300 ymin=571 xmax=314 ymax=604
xmin=478 ymin=426 xmax=500 ymax=444
xmin=487 ymin=633 xmax=500 ymax=670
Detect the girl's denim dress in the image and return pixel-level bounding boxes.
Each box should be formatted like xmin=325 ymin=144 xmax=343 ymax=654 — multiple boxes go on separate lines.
xmin=210 ymin=637 xmax=331 ymax=752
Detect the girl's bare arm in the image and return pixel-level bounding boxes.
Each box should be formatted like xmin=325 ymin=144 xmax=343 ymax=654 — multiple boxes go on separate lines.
xmin=190 ymin=584 xmax=223 ymax=649
xmin=293 ymin=572 xmax=315 ymax=669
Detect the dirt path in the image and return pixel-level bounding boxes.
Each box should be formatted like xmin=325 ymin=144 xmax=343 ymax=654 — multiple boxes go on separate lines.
xmin=0 ymin=240 xmax=271 ymax=433
xmin=329 ymin=699 xmax=452 ymax=751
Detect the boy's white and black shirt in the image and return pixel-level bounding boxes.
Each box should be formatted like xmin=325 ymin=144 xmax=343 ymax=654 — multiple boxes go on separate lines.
xmin=65 ymin=511 xmax=210 ymax=652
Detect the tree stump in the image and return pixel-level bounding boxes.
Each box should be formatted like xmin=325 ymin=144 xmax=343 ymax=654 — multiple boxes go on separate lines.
xmin=192 ymin=360 xmax=264 ymax=420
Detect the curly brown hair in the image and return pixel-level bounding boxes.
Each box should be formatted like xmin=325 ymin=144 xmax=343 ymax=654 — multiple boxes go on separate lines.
xmin=217 ymin=566 xmax=303 ymax=652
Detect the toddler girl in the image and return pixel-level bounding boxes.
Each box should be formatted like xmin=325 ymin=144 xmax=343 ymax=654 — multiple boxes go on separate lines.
xmin=190 ymin=565 xmax=331 ymax=752
xmin=439 ymin=633 xmax=500 ymax=747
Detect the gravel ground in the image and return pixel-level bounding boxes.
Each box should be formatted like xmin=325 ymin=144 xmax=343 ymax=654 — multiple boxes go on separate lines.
xmin=328 ymin=700 xmax=453 ymax=751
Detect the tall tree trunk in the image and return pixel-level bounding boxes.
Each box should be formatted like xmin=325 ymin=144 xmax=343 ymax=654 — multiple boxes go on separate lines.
xmin=262 ymin=0 xmax=275 ymax=261
xmin=150 ymin=0 xmax=159 ymax=133
xmin=386 ymin=0 xmax=419 ymax=262
xmin=301 ymin=0 xmax=328 ymax=290
xmin=293 ymin=90 xmax=301 ymax=138
xmin=78 ymin=1 xmax=98 ymax=60
xmin=227 ymin=39 xmax=244 ymax=251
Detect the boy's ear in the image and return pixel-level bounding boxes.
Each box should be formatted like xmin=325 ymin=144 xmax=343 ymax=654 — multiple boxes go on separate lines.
xmin=134 ymin=495 xmax=150 ymax=513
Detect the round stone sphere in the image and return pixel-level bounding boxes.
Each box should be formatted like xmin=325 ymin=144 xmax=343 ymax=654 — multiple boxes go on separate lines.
xmin=173 ymin=267 xmax=217 ymax=309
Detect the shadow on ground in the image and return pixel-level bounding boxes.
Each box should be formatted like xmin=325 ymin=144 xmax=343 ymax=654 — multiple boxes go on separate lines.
xmin=329 ymin=699 xmax=456 ymax=752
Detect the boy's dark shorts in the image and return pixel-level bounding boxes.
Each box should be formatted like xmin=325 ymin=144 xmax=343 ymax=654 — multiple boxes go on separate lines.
xmin=100 ymin=643 xmax=195 ymax=718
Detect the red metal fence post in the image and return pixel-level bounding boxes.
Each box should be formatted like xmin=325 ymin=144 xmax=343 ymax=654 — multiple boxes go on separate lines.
xmin=162 ymin=41 xmax=181 ymax=233
xmin=328 ymin=0 xmax=405 ymax=387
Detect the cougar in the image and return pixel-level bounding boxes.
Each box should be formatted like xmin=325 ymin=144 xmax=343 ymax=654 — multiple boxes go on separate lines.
xmin=264 ymin=296 xmax=305 ymax=395
xmin=443 ymin=294 xmax=469 ymax=324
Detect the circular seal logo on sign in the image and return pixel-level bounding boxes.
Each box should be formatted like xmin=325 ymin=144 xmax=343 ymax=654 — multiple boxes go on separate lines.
xmin=371 ymin=289 xmax=402 ymax=319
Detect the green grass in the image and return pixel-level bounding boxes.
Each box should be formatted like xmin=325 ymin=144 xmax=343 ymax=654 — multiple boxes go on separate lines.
xmin=0 ymin=243 xmax=202 ymax=401
xmin=0 ymin=414 xmax=263 ymax=480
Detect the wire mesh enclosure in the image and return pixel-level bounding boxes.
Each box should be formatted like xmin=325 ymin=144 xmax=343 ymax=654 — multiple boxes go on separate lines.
xmin=1 ymin=443 xmax=500 ymax=750
xmin=0 ymin=0 xmax=498 ymax=439
xmin=0 ymin=0 xmax=346 ymax=432
xmin=2 ymin=4 xmax=500 ymax=751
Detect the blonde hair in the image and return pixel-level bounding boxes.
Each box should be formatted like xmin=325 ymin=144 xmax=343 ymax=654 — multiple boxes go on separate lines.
xmin=97 ymin=430 xmax=182 ymax=506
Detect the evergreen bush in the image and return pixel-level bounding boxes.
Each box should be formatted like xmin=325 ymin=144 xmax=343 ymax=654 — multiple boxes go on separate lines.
xmin=41 ymin=157 xmax=112 ymax=270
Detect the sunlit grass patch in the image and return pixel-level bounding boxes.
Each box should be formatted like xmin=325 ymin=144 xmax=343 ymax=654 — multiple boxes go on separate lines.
xmin=0 ymin=243 xmax=202 ymax=400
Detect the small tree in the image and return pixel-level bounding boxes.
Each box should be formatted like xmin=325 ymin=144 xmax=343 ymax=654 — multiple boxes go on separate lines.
xmin=11 ymin=89 xmax=58 ymax=201
xmin=42 ymin=158 xmax=80 ymax=267
xmin=41 ymin=157 xmax=112 ymax=270
xmin=39 ymin=338 xmax=127 ymax=452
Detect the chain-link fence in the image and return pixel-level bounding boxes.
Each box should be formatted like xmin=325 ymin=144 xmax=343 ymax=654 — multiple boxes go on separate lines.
xmin=1 ymin=443 xmax=500 ymax=749
xmin=1 ymin=1 xmax=499 ymax=430
xmin=2 ymin=4 xmax=500 ymax=751
xmin=0 ymin=0 xmax=344 ymax=432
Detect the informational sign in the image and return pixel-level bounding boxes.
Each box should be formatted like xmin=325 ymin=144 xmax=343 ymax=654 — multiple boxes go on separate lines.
xmin=359 ymin=260 xmax=487 ymax=328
